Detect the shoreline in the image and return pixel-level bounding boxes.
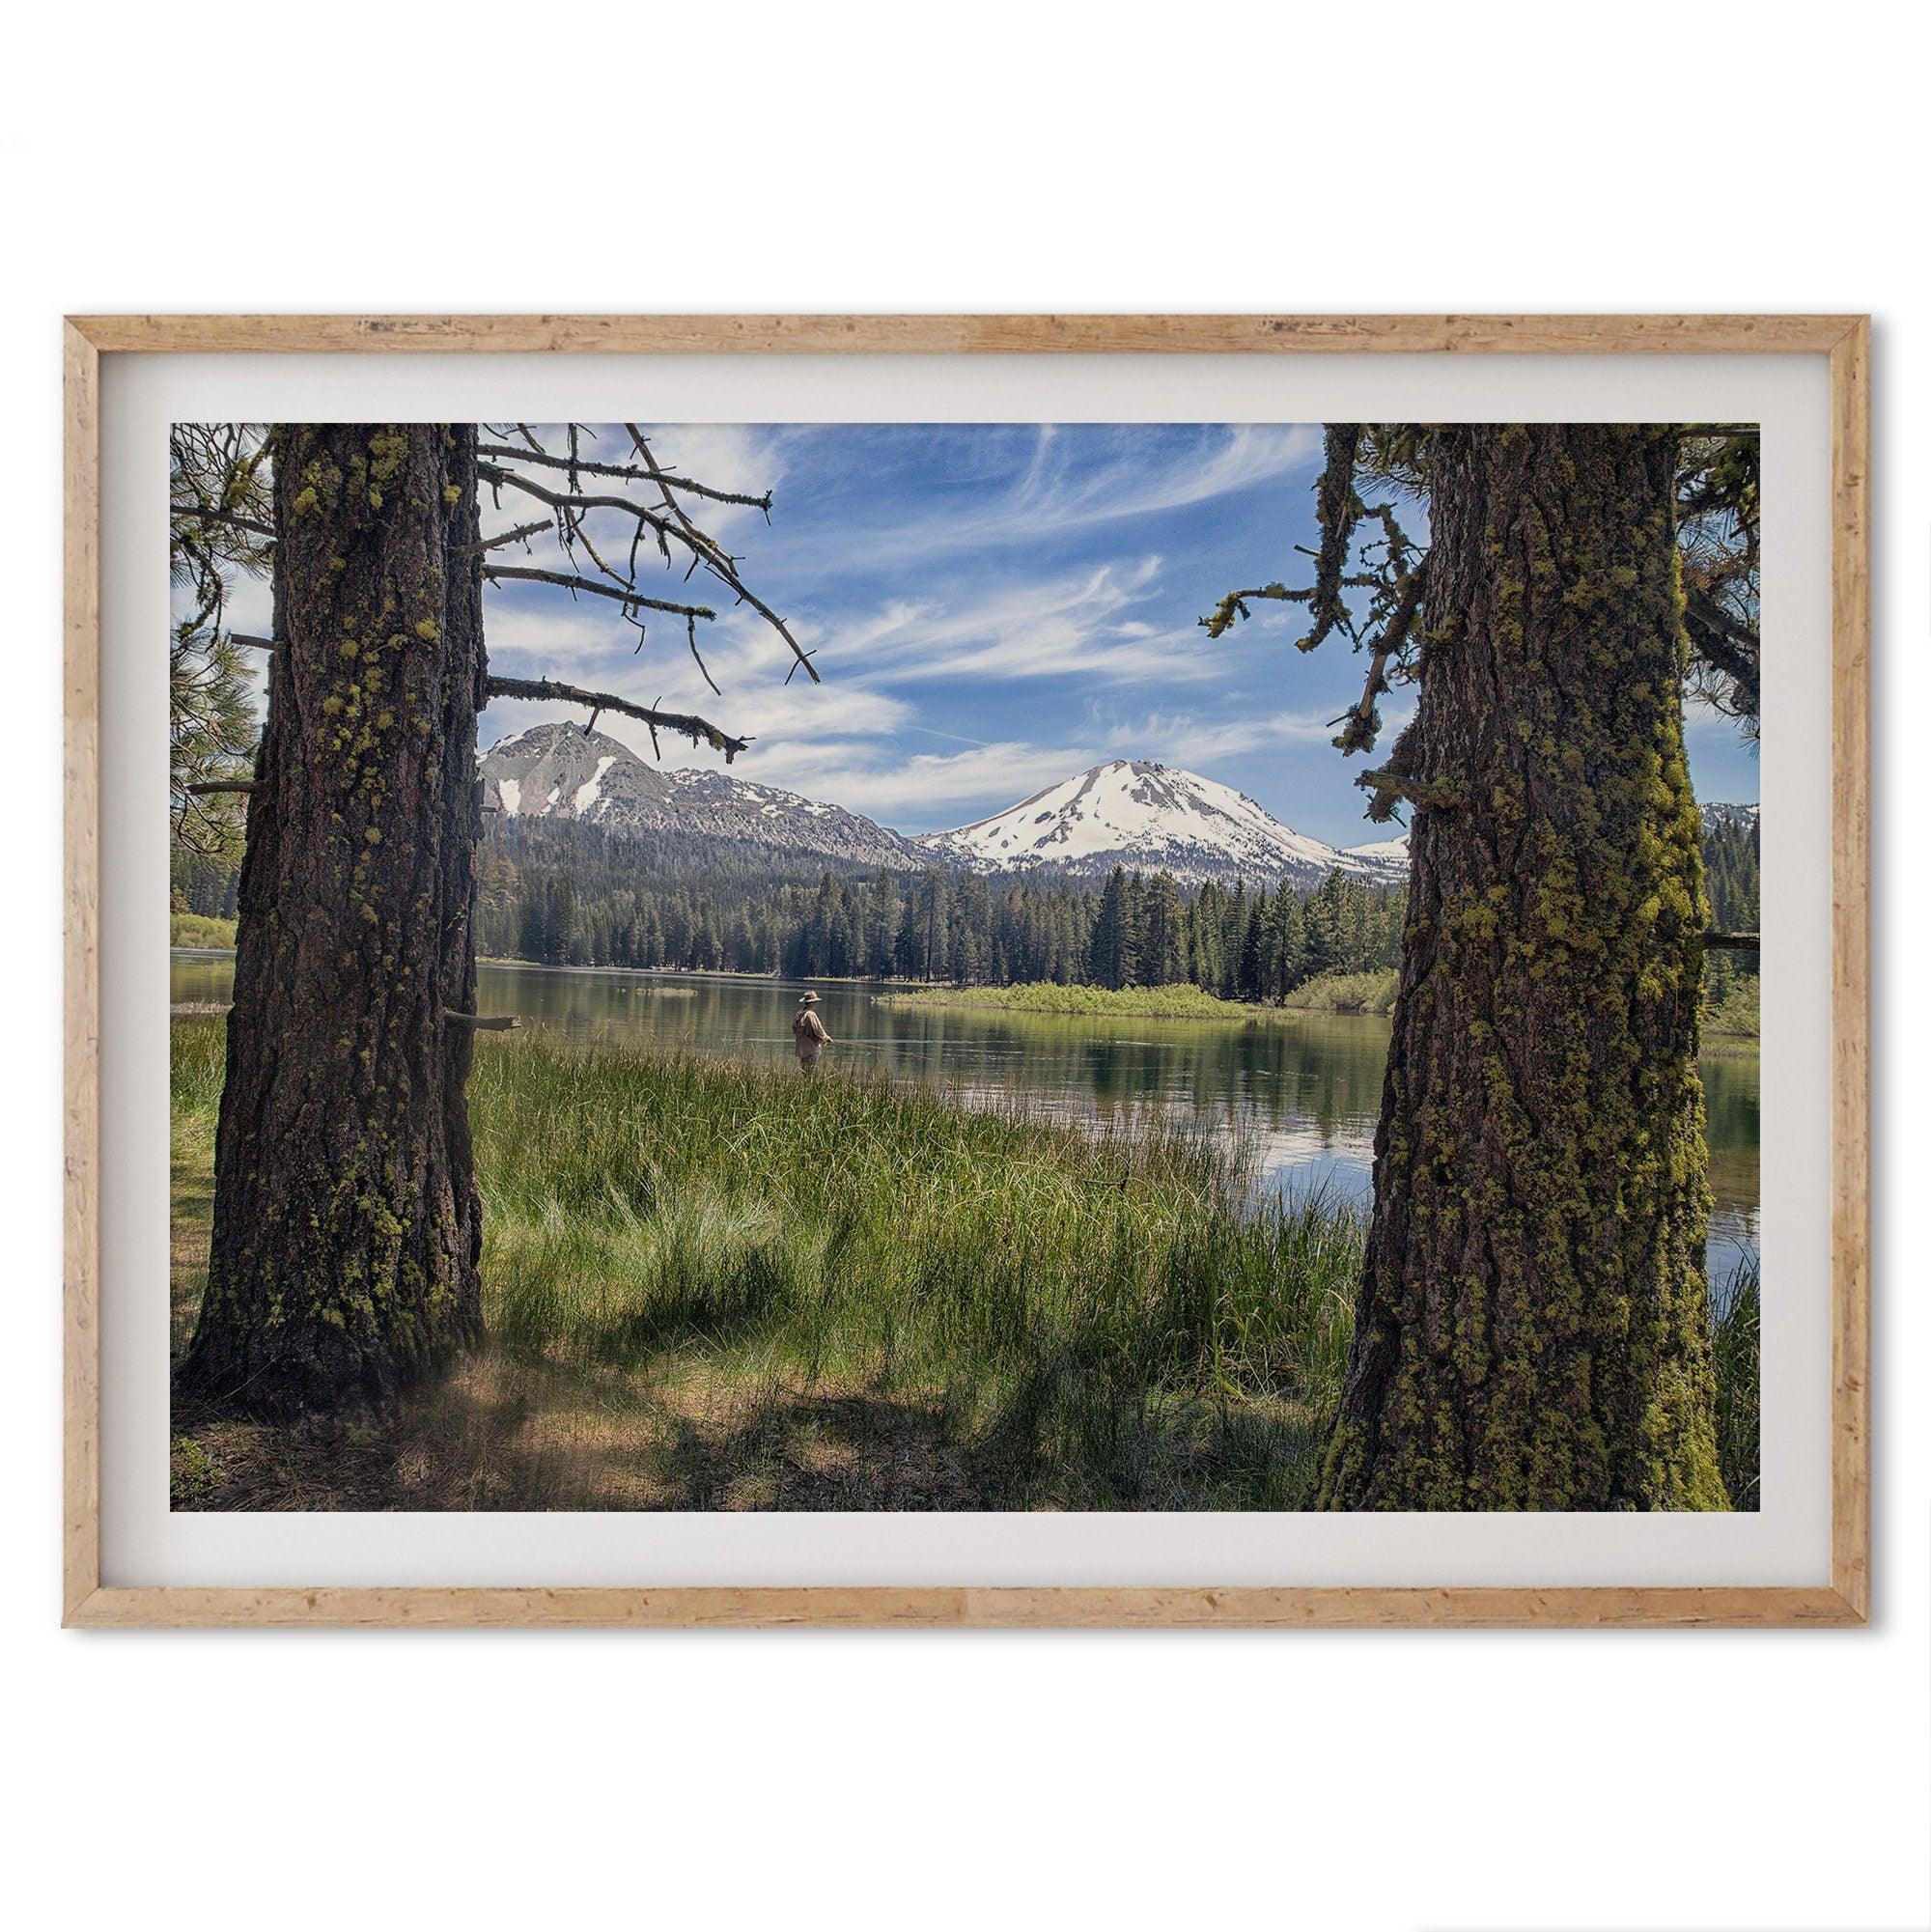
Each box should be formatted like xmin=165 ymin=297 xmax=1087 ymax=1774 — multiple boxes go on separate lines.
xmin=172 ymin=949 xmax=1761 ymax=1050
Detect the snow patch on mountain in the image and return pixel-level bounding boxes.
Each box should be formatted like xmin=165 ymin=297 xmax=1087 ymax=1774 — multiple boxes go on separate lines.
xmin=573 ymin=757 xmax=616 ymax=815
xmin=478 ymin=721 xmax=928 ymax=871
xmin=918 ymin=760 xmax=1409 ymax=888
xmin=478 ymin=723 xmax=1759 ymax=895
xmin=1699 ymin=800 xmax=1760 ymax=837
xmin=1341 ymin=835 xmax=1411 ymax=868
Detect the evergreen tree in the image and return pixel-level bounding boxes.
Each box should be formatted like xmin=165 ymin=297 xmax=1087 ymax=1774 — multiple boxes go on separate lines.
xmin=181 ymin=425 xmax=488 ymax=1417
xmin=1207 ymin=422 xmax=1749 ymax=1507
xmin=182 ymin=422 xmax=797 ymax=1419
xmin=1142 ymin=870 xmax=1186 ymax=985
xmin=1088 ymin=867 xmax=1137 ymax=989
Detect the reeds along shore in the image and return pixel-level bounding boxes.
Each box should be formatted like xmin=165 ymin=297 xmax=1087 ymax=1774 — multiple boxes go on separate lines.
xmin=167 ymin=1017 xmax=1759 ymax=1512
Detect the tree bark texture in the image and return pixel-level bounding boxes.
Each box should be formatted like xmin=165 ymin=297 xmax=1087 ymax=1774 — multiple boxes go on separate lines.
xmin=180 ymin=425 xmax=487 ymax=1418
xmin=1317 ymin=425 xmax=1727 ymax=1510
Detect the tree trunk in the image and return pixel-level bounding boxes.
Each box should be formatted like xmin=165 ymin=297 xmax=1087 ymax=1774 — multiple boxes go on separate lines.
xmin=180 ymin=425 xmax=487 ymax=1419
xmin=1317 ymin=425 xmax=1727 ymax=1510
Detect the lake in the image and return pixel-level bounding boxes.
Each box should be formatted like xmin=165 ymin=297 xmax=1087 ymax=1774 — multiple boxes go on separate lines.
xmin=171 ymin=953 xmax=1760 ymax=1284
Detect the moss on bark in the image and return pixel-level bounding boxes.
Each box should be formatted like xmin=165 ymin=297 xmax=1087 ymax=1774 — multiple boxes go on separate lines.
xmin=1317 ymin=425 xmax=1727 ymax=1510
xmin=179 ymin=425 xmax=487 ymax=1419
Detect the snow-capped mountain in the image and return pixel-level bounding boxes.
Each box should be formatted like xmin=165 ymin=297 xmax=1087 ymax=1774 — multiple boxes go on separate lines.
xmin=482 ymin=721 xmax=679 ymax=824
xmin=916 ymin=761 xmax=1412 ymax=888
xmin=1699 ymin=801 xmax=1760 ymax=838
xmin=1340 ymin=834 xmax=1412 ymax=871
xmin=477 ymin=729 xmax=1760 ymax=893
xmin=478 ymin=722 xmax=929 ymax=872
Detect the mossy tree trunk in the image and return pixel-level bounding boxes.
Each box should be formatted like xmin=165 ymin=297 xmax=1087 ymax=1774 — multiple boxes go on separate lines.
xmin=180 ymin=424 xmax=488 ymax=1419
xmin=1317 ymin=425 xmax=1727 ymax=1510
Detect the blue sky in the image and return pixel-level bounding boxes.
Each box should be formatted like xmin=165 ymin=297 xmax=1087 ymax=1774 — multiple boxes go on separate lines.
xmin=213 ymin=423 xmax=1762 ymax=847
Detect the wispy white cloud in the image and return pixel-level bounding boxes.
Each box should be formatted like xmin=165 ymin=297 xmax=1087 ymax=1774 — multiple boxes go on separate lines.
xmin=733 ymin=738 xmax=1095 ymax=826
xmin=850 ymin=423 xmax=1320 ymax=571
xmin=1099 ymin=706 xmax=1340 ymax=766
xmin=480 ymin=596 xmax=622 ymax=665
xmin=480 ymin=594 xmax=916 ymax=770
xmin=1682 ymin=691 xmax=1756 ymax=742
xmin=1091 ymin=694 xmax=1422 ymax=770
xmin=804 ymin=556 xmax=1225 ymax=688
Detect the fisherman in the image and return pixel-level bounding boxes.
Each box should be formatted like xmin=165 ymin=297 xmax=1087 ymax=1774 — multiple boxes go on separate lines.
xmin=792 ymin=990 xmax=832 ymax=1074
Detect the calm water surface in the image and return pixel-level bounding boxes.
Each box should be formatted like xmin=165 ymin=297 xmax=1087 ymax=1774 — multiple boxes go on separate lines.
xmin=172 ymin=954 xmax=1759 ymax=1281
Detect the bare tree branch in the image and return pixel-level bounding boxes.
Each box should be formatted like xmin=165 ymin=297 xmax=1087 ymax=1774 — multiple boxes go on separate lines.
xmin=475 ymin=440 xmax=773 ymax=512
xmin=479 ymin=564 xmax=716 ymax=623
xmin=1331 ymin=561 xmax=1427 ymax=756
xmin=461 ymin=518 xmax=552 ymax=556
xmin=476 ymin=448 xmax=819 ymax=684
xmin=484 ymin=673 xmax=750 ymax=761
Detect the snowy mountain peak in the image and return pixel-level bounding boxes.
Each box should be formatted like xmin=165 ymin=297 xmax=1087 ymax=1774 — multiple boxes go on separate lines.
xmin=917 ymin=760 xmax=1408 ymax=888
xmin=478 ymin=720 xmax=927 ymax=871
xmin=473 ymin=726 xmax=1757 ymax=894
xmin=481 ymin=720 xmax=674 ymax=824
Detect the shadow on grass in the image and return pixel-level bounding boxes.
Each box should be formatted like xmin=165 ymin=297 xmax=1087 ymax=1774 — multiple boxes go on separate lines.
xmin=171 ymin=1355 xmax=982 ymax=1512
xmin=168 ymin=1342 xmax=1328 ymax=1514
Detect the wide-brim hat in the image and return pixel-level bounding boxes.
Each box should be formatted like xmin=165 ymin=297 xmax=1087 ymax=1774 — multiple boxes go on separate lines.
xmin=798 ymin=991 xmax=821 ymax=1004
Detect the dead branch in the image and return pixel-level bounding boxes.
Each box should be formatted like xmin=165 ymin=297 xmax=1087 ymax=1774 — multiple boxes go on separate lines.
xmin=479 ymin=564 xmax=716 ymax=623
xmin=484 ymin=673 xmax=750 ymax=762
xmin=475 ymin=440 xmax=772 ymax=512
xmin=461 ymin=518 xmax=552 ymax=556
xmin=1332 ymin=560 xmax=1427 ymax=756
xmin=1357 ymin=765 xmax=1463 ymax=822
xmin=476 ymin=453 xmax=818 ymax=684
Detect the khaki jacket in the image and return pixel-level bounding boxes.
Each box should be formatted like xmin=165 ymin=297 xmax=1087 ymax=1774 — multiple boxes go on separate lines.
xmin=793 ymin=1009 xmax=830 ymax=1055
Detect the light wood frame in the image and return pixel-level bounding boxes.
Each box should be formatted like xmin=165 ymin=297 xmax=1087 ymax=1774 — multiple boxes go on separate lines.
xmin=64 ymin=314 xmax=1871 ymax=1629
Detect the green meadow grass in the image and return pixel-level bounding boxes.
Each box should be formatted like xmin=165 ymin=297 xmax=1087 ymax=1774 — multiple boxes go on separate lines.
xmin=170 ymin=1019 xmax=1358 ymax=1508
xmin=877 ymin=970 xmax=1405 ymax=1022
xmin=871 ymin=980 xmax=1299 ymax=1022
xmin=1279 ymin=968 xmax=1400 ymax=1016
xmin=168 ymin=1017 xmax=1759 ymax=1511
xmin=170 ymin=911 xmax=238 ymax=948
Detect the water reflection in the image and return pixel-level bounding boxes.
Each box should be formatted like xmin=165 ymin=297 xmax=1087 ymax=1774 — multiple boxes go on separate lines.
xmin=171 ymin=953 xmax=1759 ymax=1277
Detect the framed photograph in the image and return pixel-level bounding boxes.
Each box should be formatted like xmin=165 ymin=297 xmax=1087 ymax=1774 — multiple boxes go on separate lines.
xmin=65 ymin=315 xmax=1869 ymax=1627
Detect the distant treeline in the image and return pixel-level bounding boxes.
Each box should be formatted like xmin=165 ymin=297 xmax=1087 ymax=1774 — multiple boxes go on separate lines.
xmin=171 ymin=810 xmax=1760 ymax=1006
xmin=471 ymin=821 xmax=1405 ymax=996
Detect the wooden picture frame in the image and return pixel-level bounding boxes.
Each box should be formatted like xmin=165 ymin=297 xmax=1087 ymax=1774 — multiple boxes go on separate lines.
xmin=64 ymin=314 xmax=1871 ymax=1629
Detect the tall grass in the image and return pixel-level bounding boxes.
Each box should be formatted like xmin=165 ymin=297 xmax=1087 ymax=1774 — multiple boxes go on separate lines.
xmin=1711 ymin=1253 xmax=1761 ymax=1511
xmin=171 ymin=1019 xmax=1359 ymax=1509
xmin=169 ymin=1018 xmax=1760 ymax=1512
xmin=468 ymin=1038 xmax=1361 ymax=1507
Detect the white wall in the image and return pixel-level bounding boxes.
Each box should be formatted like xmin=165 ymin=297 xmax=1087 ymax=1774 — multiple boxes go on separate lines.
xmin=5 ymin=6 xmax=1922 ymax=1926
